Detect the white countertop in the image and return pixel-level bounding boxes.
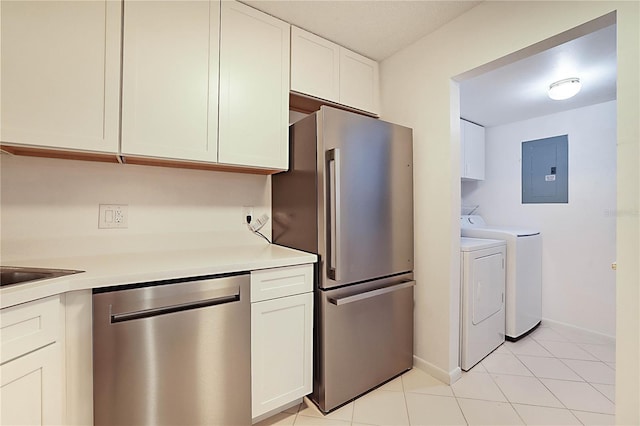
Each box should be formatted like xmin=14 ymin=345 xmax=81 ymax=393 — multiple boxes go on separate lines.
xmin=1 ymin=243 xmax=316 ymax=309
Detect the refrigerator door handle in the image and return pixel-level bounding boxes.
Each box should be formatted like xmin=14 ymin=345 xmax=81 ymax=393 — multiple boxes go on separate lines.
xmin=328 ymin=280 xmax=415 ymax=306
xmin=326 ymin=148 xmax=341 ymax=281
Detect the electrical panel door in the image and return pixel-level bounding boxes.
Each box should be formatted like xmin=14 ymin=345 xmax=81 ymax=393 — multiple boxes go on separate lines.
xmin=522 ymin=135 xmax=568 ymax=204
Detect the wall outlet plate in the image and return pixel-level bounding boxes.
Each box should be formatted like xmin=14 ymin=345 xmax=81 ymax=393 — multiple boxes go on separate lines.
xmin=99 ymin=204 xmax=128 ymax=229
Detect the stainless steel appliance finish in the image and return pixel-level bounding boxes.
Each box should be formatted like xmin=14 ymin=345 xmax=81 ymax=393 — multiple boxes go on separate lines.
xmin=273 ymin=106 xmax=414 ymax=412
xmin=93 ymin=273 xmax=251 ymax=426
xmin=318 ymin=275 xmax=414 ymax=411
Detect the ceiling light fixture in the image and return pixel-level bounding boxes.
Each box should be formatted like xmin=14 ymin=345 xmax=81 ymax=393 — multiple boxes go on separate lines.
xmin=548 ymin=77 xmax=582 ymax=100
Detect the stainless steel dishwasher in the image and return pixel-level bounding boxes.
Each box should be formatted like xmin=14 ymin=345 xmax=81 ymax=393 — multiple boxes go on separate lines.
xmin=92 ymin=272 xmax=250 ymax=426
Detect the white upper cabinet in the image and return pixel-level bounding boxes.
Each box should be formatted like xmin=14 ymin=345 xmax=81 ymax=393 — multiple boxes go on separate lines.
xmin=339 ymin=48 xmax=380 ymax=114
xmin=461 ymin=119 xmax=485 ymax=181
xmin=290 ymin=27 xmax=340 ymax=103
xmin=0 ymin=0 xmax=121 ymax=153
xmin=121 ymin=0 xmax=219 ymax=162
xmin=290 ymin=27 xmax=380 ymax=115
xmin=218 ymin=1 xmax=290 ymax=170
xmin=122 ymin=0 xmax=289 ymax=170
xmin=2 ymin=0 xmax=289 ymax=171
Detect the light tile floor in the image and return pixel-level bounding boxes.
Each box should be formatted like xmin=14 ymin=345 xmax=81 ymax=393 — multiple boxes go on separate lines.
xmin=256 ymin=322 xmax=616 ymax=426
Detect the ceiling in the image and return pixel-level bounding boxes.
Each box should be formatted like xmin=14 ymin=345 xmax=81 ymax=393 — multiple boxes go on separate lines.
xmin=241 ymin=0 xmax=480 ymax=61
xmin=242 ymin=1 xmax=616 ymax=128
xmin=460 ymin=24 xmax=617 ymax=127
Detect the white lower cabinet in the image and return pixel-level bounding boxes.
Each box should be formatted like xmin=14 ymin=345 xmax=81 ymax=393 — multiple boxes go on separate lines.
xmin=251 ymin=264 xmax=314 ymax=421
xmin=0 ymin=262 xmax=314 ymax=425
xmin=0 ymin=296 xmax=63 ymax=426
xmin=1 ymin=343 xmax=62 ymax=425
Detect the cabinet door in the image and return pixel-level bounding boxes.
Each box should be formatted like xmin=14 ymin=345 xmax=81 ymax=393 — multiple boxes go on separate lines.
xmin=461 ymin=119 xmax=485 ymax=180
xmin=1 ymin=343 xmax=62 ymax=426
xmin=0 ymin=0 xmax=121 ymax=153
xmin=121 ymin=0 xmax=219 ymax=162
xmin=290 ymin=26 xmax=340 ymax=103
xmin=219 ymin=1 xmax=290 ymax=170
xmin=339 ymin=48 xmax=380 ymax=115
xmin=251 ymin=292 xmax=313 ymax=418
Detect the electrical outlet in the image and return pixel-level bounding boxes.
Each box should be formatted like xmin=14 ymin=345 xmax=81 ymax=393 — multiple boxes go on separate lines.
xmin=242 ymin=206 xmax=253 ymax=225
xmin=99 ymin=204 xmax=128 ymax=229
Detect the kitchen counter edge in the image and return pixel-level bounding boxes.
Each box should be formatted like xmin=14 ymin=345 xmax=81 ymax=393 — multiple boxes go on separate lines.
xmin=0 ymin=244 xmax=317 ymax=309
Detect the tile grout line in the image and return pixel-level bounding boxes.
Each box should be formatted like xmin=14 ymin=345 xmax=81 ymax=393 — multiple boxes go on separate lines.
xmin=451 ymin=394 xmax=470 ymax=425
xmin=350 ymin=387 xmax=355 ymax=426
xmin=286 ymin=325 xmax=614 ymax=425
xmin=505 ymin=345 xmax=571 ymax=423
xmin=293 ymin=401 xmax=301 ymax=425
xmin=592 ymin=383 xmax=616 ymax=404
xmin=522 ymin=352 xmax=572 ymax=412
xmin=496 ymin=336 xmax=587 ymax=416
xmin=482 ymin=356 xmax=530 ymax=425
xmin=509 ymin=329 xmax=615 ymax=423
xmin=557 ymin=356 xmax=617 ymax=394
xmin=535 ymin=352 xmax=616 ymax=416
xmin=400 ymin=375 xmax=412 ymax=426
xmin=473 ymin=349 xmax=617 ymax=417
xmin=585 ymin=380 xmax=617 ymax=406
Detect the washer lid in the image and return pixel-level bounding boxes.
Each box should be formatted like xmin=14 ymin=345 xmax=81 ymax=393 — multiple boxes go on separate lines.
xmin=461 ymin=237 xmax=506 ymax=251
xmin=462 ymin=227 xmax=540 ymax=238
xmin=460 ymin=216 xmax=540 ymax=237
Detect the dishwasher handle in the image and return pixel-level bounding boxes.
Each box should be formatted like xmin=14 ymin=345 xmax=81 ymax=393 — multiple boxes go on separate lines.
xmin=328 ymin=280 xmax=415 ymax=306
xmin=111 ymin=292 xmax=240 ymax=323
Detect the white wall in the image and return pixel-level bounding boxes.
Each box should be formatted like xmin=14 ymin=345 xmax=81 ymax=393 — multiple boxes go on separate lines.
xmin=0 ymin=154 xmax=271 ymax=261
xmin=380 ymin=2 xmax=638 ymax=422
xmin=462 ymin=101 xmax=617 ymax=337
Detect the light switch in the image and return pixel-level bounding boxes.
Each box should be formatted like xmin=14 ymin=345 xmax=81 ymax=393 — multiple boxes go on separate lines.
xmin=99 ymin=204 xmax=128 ymax=229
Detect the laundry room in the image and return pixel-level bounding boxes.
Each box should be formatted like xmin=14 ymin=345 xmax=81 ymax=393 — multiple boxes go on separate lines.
xmin=459 ymin=23 xmax=617 ymax=341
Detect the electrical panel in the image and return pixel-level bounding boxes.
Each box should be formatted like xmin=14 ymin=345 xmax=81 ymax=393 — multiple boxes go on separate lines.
xmin=522 ymin=135 xmax=568 ymax=204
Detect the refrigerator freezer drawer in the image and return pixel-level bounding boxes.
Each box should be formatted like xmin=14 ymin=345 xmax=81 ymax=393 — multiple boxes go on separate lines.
xmin=313 ymin=278 xmax=414 ymax=412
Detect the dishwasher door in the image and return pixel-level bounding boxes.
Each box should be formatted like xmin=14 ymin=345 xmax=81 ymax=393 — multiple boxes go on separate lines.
xmin=93 ymin=273 xmax=250 ymax=426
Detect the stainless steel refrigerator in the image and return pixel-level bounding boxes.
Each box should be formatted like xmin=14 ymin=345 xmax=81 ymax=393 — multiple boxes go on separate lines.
xmin=272 ymin=106 xmax=414 ymax=413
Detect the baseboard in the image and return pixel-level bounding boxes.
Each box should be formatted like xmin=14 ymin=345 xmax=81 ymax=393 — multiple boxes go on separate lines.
xmin=541 ymin=318 xmax=616 ymax=343
xmin=413 ymin=355 xmax=462 ymax=385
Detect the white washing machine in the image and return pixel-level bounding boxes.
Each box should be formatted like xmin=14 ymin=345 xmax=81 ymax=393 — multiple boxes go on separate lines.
xmin=460 ymin=237 xmax=506 ymax=371
xmin=460 ymin=215 xmax=542 ymax=340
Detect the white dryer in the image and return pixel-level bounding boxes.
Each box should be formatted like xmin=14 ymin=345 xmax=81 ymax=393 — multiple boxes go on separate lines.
xmin=460 ymin=237 xmax=506 ymax=371
xmin=460 ymin=215 xmax=542 ymax=340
